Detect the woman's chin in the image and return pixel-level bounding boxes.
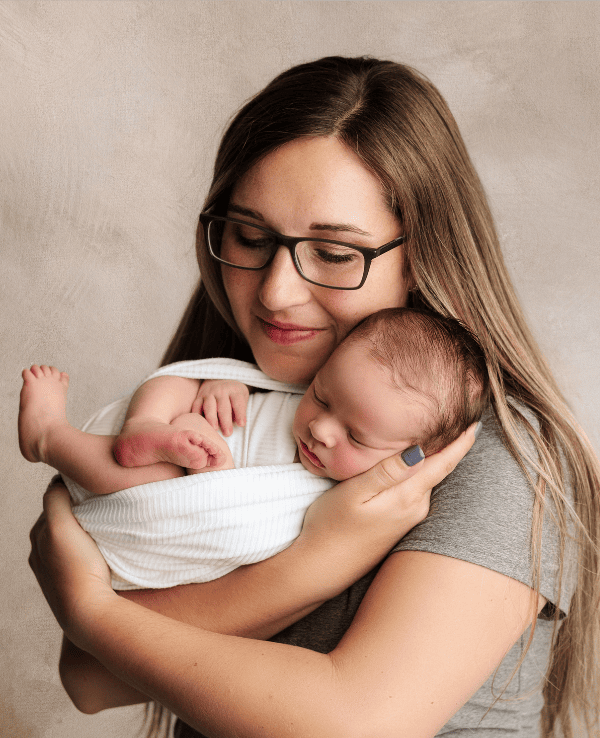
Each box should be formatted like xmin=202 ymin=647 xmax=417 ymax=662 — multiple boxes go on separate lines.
xmin=253 ymin=350 xmax=327 ymax=386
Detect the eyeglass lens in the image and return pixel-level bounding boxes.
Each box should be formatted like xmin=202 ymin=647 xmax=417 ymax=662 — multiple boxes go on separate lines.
xmin=207 ymin=219 xmax=366 ymax=289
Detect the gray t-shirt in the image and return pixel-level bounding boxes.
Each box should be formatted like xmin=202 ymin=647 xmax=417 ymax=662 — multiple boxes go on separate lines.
xmin=174 ymin=406 xmax=577 ymax=737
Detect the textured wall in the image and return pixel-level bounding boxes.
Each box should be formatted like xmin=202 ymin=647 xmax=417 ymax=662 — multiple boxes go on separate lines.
xmin=2 ymin=2 xmax=598 ymax=736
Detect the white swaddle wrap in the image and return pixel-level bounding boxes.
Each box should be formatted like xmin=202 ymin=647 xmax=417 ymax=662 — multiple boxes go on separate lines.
xmin=67 ymin=359 xmax=334 ymax=590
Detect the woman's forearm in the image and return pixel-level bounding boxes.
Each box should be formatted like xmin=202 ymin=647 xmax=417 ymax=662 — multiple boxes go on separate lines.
xmin=59 ymin=545 xmax=323 ymax=715
xmin=119 ymin=532 xmax=356 ymax=640
xmin=58 ymin=477 xmax=421 ymax=713
xmin=59 ymin=636 xmax=150 ymax=713
xmin=80 ymin=593 xmax=350 ymax=738
xmin=74 ymin=549 xmax=540 ymax=738
xmin=46 ymin=431 xmax=475 ymax=715
xmin=117 ymin=439 xmax=445 ymax=640
xmin=59 ymin=521 xmax=355 ymax=713
xmin=58 ymin=496 xmax=343 ymax=714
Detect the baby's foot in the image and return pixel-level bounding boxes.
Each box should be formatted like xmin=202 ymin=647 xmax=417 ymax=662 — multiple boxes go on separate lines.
xmin=19 ymin=365 xmax=70 ymax=464
xmin=113 ymin=418 xmax=218 ymax=469
xmin=170 ymin=414 xmax=234 ymax=474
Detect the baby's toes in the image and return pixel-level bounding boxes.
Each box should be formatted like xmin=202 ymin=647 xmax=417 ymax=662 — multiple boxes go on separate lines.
xmin=187 ymin=446 xmax=209 ymax=468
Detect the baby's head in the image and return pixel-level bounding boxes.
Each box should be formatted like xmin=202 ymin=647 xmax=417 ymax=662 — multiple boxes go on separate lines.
xmin=292 ymin=308 xmax=489 ymax=480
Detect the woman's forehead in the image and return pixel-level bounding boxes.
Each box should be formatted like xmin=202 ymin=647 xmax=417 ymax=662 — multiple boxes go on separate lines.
xmin=230 ymin=137 xmax=397 ymax=235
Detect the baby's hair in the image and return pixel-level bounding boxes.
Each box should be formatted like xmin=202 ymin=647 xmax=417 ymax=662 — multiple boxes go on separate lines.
xmin=346 ymin=308 xmax=490 ymax=455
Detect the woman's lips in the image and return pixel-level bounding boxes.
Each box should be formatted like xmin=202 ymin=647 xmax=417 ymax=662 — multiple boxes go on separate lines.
xmin=258 ymin=317 xmax=323 ymax=346
xmin=299 ymin=440 xmax=325 ymax=469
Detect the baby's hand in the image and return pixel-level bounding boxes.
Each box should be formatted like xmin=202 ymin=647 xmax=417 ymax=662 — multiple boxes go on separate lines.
xmin=191 ymin=380 xmax=249 ymax=436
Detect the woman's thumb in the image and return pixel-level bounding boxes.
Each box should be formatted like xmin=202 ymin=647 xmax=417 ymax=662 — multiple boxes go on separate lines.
xmin=367 ymin=445 xmax=425 ymax=491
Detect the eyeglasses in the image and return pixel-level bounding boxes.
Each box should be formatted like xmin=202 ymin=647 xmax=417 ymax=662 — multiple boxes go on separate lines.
xmin=200 ymin=213 xmax=406 ymax=290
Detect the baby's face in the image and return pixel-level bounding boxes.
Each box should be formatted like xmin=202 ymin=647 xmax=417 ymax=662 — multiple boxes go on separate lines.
xmin=292 ymin=339 xmax=429 ymax=481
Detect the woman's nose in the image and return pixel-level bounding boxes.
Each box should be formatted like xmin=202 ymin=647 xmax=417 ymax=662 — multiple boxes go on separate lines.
xmin=309 ymin=417 xmax=336 ymax=448
xmin=258 ymin=246 xmax=313 ymax=312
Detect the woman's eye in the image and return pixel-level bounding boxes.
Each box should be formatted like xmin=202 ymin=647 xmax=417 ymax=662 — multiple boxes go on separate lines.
xmin=234 ymin=226 xmax=274 ymax=250
xmin=236 ymin=234 xmax=272 ymax=250
xmin=312 ymin=245 xmax=359 ymax=264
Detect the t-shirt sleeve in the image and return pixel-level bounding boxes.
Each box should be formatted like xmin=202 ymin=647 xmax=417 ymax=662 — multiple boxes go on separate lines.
xmin=391 ymin=407 xmax=578 ymax=616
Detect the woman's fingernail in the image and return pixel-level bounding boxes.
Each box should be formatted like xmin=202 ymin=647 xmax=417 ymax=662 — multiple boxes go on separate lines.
xmin=474 ymin=421 xmax=483 ymax=440
xmin=401 ymin=445 xmax=425 ymax=466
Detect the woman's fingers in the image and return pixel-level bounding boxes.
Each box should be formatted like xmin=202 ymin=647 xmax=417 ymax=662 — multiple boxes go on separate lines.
xmin=304 ymin=423 xmax=479 ymax=542
xmin=42 ymin=479 xmax=75 ymax=524
xmin=369 ymin=448 xmax=424 ymax=492
xmin=29 ymin=476 xmax=64 ymax=570
xmin=29 ymin=478 xmax=114 ymax=644
xmin=365 ymin=423 xmax=478 ymax=505
xmin=412 ymin=422 xmax=478 ymax=490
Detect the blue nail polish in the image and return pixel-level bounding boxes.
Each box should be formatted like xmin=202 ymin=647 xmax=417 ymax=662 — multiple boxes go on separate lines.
xmin=401 ymin=444 xmax=425 ymax=466
xmin=474 ymin=421 xmax=483 ymax=440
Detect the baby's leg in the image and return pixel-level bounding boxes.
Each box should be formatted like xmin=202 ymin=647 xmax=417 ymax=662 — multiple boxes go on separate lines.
xmin=113 ymin=376 xmax=208 ymax=469
xmin=19 ymin=365 xmax=183 ymax=495
xmin=170 ymin=414 xmax=234 ymax=474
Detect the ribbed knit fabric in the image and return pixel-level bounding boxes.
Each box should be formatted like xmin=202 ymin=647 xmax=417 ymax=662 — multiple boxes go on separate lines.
xmin=67 ymin=360 xmax=333 ymax=589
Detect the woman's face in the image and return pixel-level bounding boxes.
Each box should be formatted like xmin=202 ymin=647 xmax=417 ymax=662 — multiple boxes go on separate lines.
xmin=222 ymin=136 xmax=410 ymax=385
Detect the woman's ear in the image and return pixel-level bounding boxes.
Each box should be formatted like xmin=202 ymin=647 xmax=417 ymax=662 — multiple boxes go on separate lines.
xmin=405 ymin=268 xmax=418 ymax=301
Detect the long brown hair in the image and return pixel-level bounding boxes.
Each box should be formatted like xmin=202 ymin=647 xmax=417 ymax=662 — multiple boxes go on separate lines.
xmin=156 ymin=56 xmax=600 ymax=736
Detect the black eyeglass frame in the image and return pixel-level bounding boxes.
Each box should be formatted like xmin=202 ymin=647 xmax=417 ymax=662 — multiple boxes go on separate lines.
xmin=199 ymin=212 xmax=406 ymax=291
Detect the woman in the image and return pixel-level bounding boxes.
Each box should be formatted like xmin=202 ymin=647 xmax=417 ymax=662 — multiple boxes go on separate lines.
xmin=30 ymin=56 xmax=600 ymax=737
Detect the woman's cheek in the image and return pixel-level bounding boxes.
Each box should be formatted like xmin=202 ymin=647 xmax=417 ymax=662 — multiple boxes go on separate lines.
xmin=221 ymin=267 xmax=255 ymax=339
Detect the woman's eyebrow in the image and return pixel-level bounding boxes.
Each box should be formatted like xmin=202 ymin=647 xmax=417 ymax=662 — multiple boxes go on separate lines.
xmin=228 ymin=203 xmax=263 ymax=220
xmin=309 ymin=222 xmax=372 ymax=237
xmin=228 ymin=203 xmax=372 ymax=237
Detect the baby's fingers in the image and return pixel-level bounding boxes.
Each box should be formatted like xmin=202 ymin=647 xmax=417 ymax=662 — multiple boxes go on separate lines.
xmin=230 ymin=389 xmax=248 ymax=430
xmin=216 ymin=399 xmax=235 ymax=437
xmin=199 ymin=395 xmax=220 ymax=431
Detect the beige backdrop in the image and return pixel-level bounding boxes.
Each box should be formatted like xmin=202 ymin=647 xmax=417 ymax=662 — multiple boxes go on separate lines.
xmin=2 ymin=2 xmax=599 ymax=736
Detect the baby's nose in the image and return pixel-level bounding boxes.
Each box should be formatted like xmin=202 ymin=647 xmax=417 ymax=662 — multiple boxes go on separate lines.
xmin=309 ymin=418 xmax=336 ymax=448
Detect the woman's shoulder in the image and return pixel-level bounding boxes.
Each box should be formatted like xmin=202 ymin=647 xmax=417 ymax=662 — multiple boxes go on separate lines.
xmin=393 ymin=402 xmax=578 ymax=615
xmin=440 ymin=401 xmax=539 ymax=502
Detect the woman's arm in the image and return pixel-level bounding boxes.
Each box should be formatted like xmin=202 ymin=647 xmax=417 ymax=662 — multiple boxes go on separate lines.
xmin=117 ymin=441 xmax=442 ymax=637
xmin=34 ymin=475 xmax=543 ymax=738
xmin=91 ymin=557 xmax=545 ymax=738
xmin=100 ymin=428 xmax=479 ymax=639
xmin=39 ymin=428 xmax=477 ymax=712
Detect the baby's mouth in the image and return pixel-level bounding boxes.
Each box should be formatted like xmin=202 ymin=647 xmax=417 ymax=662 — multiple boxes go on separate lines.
xmin=299 ymin=440 xmax=325 ymax=469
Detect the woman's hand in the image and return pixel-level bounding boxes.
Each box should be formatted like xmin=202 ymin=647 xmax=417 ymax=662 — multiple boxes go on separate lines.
xmin=29 ymin=477 xmax=117 ymax=650
xmin=296 ymin=424 xmax=478 ymax=595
